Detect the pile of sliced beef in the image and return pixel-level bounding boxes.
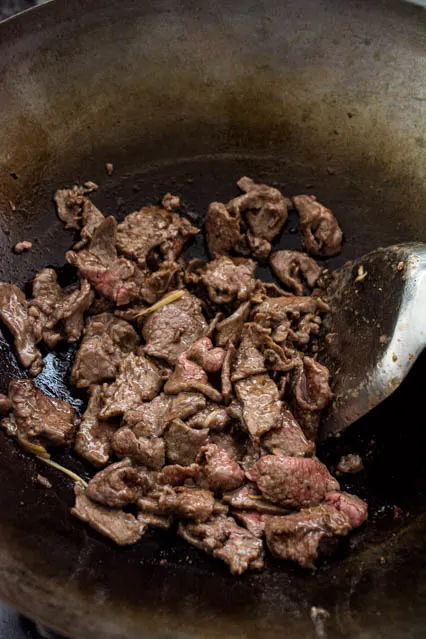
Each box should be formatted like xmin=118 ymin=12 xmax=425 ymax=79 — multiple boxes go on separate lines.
xmin=0 ymin=177 xmax=366 ymax=575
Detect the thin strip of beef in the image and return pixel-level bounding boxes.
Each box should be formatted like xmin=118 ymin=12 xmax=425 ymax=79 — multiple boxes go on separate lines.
xmin=247 ymin=455 xmax=339 ymax=508
xmin=112 ymin=427 xmax=165 ymax=470
xmin=292 ymin=195 xmax=343 ymax=257
xmin=323 ymin=491 xmax=368 ymax=528
xmin=72 ymin=484 xmax=145 ymax=546
xmin=71 ymin=313 xmax=139 ymax=388
xmin=178 ymin=515 xmax=264 ymax=575
xmin=205 ymin=201 xmax=246 ymax=258
xmin=7 ymin=379 xmax=75 ymax=446
xmin=123 ymin=394 xmax=174 ymax=437
xmin=262 ymin=405 xmax=315 ymax=457
xmin=158 ymin=486 xmax=215 ymax=522
xmin=199 ymin=256 xmax=257 ymax=305
xmin=164 ymin=352 xmax=222 ymax=402
xmin=270 ymin=250 xmax=322 ymax=295
xmin=85 ymin=459 xmax=155 ymax=508
xmin=54 ymin=182 xmax=98 ymax=230
xmin=142 ymin=291 xmax=207 ymax=365
xmin=165 ymin=419 xmax=209 ymax=466
xmin=222 ymin=484 xmax=290 ymax=515
xmin=234 ymin=374 xmax=282 ymax=441
xmin=215 ymin=301 xmax=251 ymax=347
xmin=0 ymin=283 xmax=43 ymax=376
xmin=199 ymin=444 xmax=245 ymax=493
xmin=116 ymin=203 xmax=198 ymax=266
xmin=74 ymin=386 xmax=117 ymax=467
xmin=264 ymin=505 xmax=352 ymax=568
xmin=159 ymin=463 xmax=200 ymax=486
xmin=100 ymin=353 xmax=162 ymax=418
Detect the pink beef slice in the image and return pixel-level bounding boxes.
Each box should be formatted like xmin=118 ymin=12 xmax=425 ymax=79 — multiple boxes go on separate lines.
xmin=246 ymin=455 xmax=339 ymax=508
xmin=164 ymin=352 xmax=222 ymax=403
xmin=200 ymin=443 xmax=245 ymax=493
xmin=264 ymin=505 xmax=352 ymax=569
xmin=262 ymin=405 xmax=315 ymax=458
xmin=234 ymin=374 xmax=282 ymax=441
xmin=323 ymin=491 xmax=368 ymax=529
xmin=7 ymin=379 xmax=76 ymax=446
xmin=116 ymin=204 xmax=199 ymax=266
xmin=178 ymin=514 xmax=264 ymax=575
xmin=142 ymin=291 xmax=208 ymax=365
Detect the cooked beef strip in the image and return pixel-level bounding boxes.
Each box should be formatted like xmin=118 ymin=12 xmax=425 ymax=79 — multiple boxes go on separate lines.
xmin=158 ymin=486 xmax=215 ymax=522
xmin=30 ymin=269 xmax=94 ymax=347
xmin=159 ymin=463 xmax=200 ymax=486
xmin=0 ymin=393 xmax=12 ymax=415
xmin=0 ymin=283 xmax=43 ymax=376
xmin=178 ymin=515 xmax=264 ymax=575
xmin=215 ymin=301 xmax=251 ymax=347
xmin=187 ymin=405 xmax=230 ymax=431
xmin=186 ymin=337 xmax=225 ymax=373
xmin=86 ymin=459 xmax=154 ymax=507
xmin=221 ymin=343 xmax=236 ymax=403
xmin=292 ymin=357 xmax=333 ymax=412
xmin=200 ymin=443 xmax=245 ymax=493
xmin=142 ymin=291 xmax=207 ymax=365
xmin=336 ymin=454 xmax=364 ymax=475
xmin=227 ymin=177 xmax=290 ymax=259
xmin=270 ymin=250 xmax=322 ymax=296
xmin=264 ymin=505 xmax=352 ymax=568
xmin=54 ymin=182 xmax=99 ymax=230
xmin=166 ymin=392 xmax=207 ymax=423
xmin=112 ymin=427 xmax=166 ymax=470
xmin=164 ymin=352 xmax=222 ymax=402
xmin=7 ymin=379 xmax=75 ymax=446
xmin=100 ymin=353 xmax=162 ymax=418
xmin=72 ymin=484 xmax=145 ymax=546
xmin=116 ymin=203 xmax=198 ymax=266
xmin=323 ymin=491 xmax=368 ymax=528
xmin=222 ymin=484 xmax=290 ymax=515
xmin=74 ymin=386 xmax=117 ymax=467
xmin=262 ymin=405 xmax=315 ymax=457
xmin=165 ymin=419 xmax=209 ymax=466
xmin=124 ymin=393 xmax=173 ymax=437
xmin=139 ymin=261 xmax=184 ymax=305
xmin=247 ymin=455 xmax=339 ymax=508
xmin=71 ymin=313 xmax=139 ymax=388
xmin=233 ymin=511 xmax=274 ymax=537
xmin=292 ymin=195 xmax=343 ymax=257
xmin=137 ymin=512 xmax=172 ymax=530
xmin=205 ymin=201 xmax=246 ymax=258
xmin=67 ymin=217 xmax=142 ymax=306
xmin=200 ymin=256 xmax=257 ymax=305
xmin=234 ymin=374 xmax=282 ymax=441
xmin=232 ymin=324 xmax=267 ymax=381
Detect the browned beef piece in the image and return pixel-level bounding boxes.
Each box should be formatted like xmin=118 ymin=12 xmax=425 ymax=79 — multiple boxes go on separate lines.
xmin=71 ymin=313 xmax=139 ymax=388
xmin=262 ymin=405 xmax=315 ymax=457
xmin=166 ymin=392 xmax=206 ymax=423
xmin=292 ymin=195 xmax=343 ymax=257
xmin=292 ymin=357 xmax=333 ymax=412
xmin=227 ymin=178 xmax=290 ymax=259
xmin=222 ymin=484 xmax=290 ymax=515
xmin=54 ymin=182 xmax=99 ymax=230
xmin=74 ymin=386 xmax=117 ymax=467
xmin=221 ymin=343 xmax=236 ymax=403
xmin=200 ymin=256 xmax=257 ymax=305
xmin=205 ymin=201 xmax=246 ymax=258
xmin=142 ymin=291 xmax=207 ymax=365
xmin=165 ymin=419 xmax=209 ymax=465
xmin=270 ymin=250 xmax=321 ymax=295
xmin=234 ymin=374 xmax=282 ymax=441
xmin=100 ymin=353 xmax=162 ymax=418
xmin=72 ymin=484 xmax=145 ymax=546
xmin=164 ymin=353 xmax=222 ymax=402
xmin=264 ymin=505 xmax=351 ymax=568
xmin=30 ymin=269 xmax=94 ymax=347
xmin=323 ymin=491 xmax=368 ymax=528
xmin=137 ymin=512 xmax=172 ymax=530
xmin=139 ymin=261 xmax=184 ymax=306
xmin=253 ymin=295 xmax=328 ymax=345
xmin=0 ymin=283 xmax=43 ymax=376
xmin=215 ymin=301 xmax=251 ymax=347
xmin=336 ymin=454 xmax=364 ymax=475
xmin=233 ymin=511 xmax=274 ymax=537
xmin=67 ymin=217 xmax=142 ymax=306
xmin=116 ymin=204 xmax=198 ymax=266
xmin=8 ymin=379 xmax=75 ymax=446
xmin=159 ymin=463 xmax=200 ymax=485
xmin=158 ymin=486 xmax=215 ymax=522
xmin=247 ymin=455 xmax=339 ymax=508
xmin=187 ymin=405 xmax=230 ymax=431
xmin=0 ymin=393 xmax=12 ymax=416
xmin=86 ymin=459 xmax=154 ymax=507
xmin=112 ymin=427 xmax=165 ymax=470
xmin=185 ymin=337 xmax=225 ymax=374
xmin=200 ymin=443 xmax=245 ymax=493
xmin=207 ymin=430 xmax=247 ymax=461
xmin=178 ymin=515 xmax=264 ymax=575
xmin=124 ymin=394 xmax=173 ymax=437
xmin=232 ymin=324 xmax=266 ymax=381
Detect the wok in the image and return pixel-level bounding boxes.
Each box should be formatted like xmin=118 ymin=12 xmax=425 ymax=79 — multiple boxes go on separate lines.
xmin=0 ymin=1 xmax=425 ymax=637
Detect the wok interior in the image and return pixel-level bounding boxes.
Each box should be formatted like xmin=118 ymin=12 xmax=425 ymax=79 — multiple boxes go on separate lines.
xmin=0 ymin=0 xmax=425 ymax=637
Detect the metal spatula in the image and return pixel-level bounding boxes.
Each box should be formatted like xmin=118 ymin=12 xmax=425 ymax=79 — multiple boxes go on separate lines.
xmin=319 ymin=243 xmax=426 ymax=440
